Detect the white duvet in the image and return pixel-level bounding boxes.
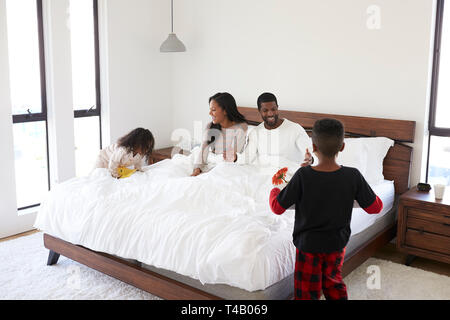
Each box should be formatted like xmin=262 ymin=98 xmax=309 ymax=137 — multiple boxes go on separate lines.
xmin=34 ymin=149 xmax=394 ymax=292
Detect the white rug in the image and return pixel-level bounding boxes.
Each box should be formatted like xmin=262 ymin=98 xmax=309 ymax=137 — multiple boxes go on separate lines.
xmin=1 ymin=232 xmax=449 ymax=300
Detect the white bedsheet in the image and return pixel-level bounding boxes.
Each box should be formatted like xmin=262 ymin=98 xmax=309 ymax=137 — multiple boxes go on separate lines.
xmin=351 ymin=179 xmax=394 ymax=236
xmin=34 ymin=151 xmax=394 ymax=292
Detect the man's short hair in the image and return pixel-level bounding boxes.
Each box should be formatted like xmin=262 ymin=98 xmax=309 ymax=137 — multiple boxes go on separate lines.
xmin=257 ymin=92 xmax=278 ymax=110
xmin=312 ymin=118 xmax=344 ymax=158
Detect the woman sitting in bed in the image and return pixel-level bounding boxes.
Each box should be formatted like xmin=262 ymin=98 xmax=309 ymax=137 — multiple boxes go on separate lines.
xmin=191 ymin=92 xmax=248 ymax=176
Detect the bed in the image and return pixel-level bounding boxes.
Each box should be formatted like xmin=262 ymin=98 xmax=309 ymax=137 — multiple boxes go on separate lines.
xmin=36 ymin=108 xmax=415 ymax=300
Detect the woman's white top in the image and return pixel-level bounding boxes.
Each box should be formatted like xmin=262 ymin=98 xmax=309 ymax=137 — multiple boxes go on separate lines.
xmin=194 ymin=122 xmax=248 ymax=171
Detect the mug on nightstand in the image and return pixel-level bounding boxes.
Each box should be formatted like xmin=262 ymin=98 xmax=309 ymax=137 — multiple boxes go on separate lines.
xmin=434 ymin=184 xmax=446 ymax=200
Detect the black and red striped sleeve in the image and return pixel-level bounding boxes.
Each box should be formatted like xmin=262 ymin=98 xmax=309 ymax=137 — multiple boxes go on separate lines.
xmin=269 ymin=188 xmax=286 ymax=215
xmin=362 ymin=195 xmax=383 ymax=214
xmin=269 ymin=170 xmax=303 ymax=215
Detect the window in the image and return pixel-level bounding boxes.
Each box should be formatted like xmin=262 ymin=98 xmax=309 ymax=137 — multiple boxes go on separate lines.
xmin=6 ymin=0 xmax=50 ymax=210
xmin=70 ymin=0 xmax=102 ymax=177
xmin=427 ymin=0 xmax=450 ymax=186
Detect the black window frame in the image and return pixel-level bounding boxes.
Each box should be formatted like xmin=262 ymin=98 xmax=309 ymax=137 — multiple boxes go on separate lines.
xmin=426 ymin=0 xmax=450 ymax=182
xmin=73 ymin=0 xmax=102 ymax=150
xmin=11 ymin=0 xmax=50 ymax=211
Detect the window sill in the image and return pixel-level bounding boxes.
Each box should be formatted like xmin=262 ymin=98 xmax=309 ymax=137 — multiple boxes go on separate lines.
xmin=18 ymin=205 xmax=40 ymax=216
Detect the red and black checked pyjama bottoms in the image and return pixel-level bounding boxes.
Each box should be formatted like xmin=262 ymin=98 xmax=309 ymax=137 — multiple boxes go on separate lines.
xmin=294 ymin=248 xmax=347 ymax=300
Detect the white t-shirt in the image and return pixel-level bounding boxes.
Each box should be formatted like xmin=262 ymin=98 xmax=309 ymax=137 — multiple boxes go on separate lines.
xmin=236 ymin=119 xmax=313 ymax=167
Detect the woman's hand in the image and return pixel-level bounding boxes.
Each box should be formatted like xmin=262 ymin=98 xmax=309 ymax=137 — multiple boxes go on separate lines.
xmin=223 ymin=147 xmax=237 ymax=162
xmin=191 ymin=168 xmax=202 ymax=176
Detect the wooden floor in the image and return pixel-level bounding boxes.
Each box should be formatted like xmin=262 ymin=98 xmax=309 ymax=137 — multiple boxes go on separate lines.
xmin=2 ymin=230 xmax=449 ymax=278
xmin=0 ymin=229 xmax=38 ymax=243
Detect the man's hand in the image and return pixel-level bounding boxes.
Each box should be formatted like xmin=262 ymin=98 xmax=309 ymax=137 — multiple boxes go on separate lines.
xmin=301 ymin=148 xmax=313 ymax=167
xmin=191 ymin=168 xmax=202 ymax=176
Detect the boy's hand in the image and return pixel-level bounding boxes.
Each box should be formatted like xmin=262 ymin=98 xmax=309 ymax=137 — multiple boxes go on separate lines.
xmin=301 ymin=148 xmax=313 ymax=167
xmin=274 ymin=180 xmax=288 ymax=190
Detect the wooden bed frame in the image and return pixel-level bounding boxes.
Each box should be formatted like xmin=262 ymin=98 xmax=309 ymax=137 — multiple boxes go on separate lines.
xmin=43 ymin=107 xmax=416 ymax=300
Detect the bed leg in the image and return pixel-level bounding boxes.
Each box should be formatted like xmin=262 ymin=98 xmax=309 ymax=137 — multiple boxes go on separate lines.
xmin=47 ymin=250 xmax=60 ymax=265
xmin=405 ymin=254 xmax=416 ymax=266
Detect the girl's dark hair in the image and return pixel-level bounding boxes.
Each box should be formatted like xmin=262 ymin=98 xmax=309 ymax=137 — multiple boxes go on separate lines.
xmin=207 ymin=92 xmax=247 ymax=145
xmin=117 ymin=127 xmax=155 ymax=161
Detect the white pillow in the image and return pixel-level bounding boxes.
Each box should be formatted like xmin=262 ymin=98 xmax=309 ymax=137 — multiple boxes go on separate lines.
xmin=338 ymin=137 xmax=394 ymax=185
xmin=362 ymin=137 xmax=394 ymax=185
xmin=337 ymin=138 xmax=369 ymax=177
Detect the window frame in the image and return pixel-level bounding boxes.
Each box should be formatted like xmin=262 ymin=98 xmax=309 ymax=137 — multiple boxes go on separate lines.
xmin=72 ymin=0 xmax=102 ymax=150
xmin=11 ymin=0 xmax=47 ymax=124
xmin=428 ymin=0 xmax=450 ymax=136
xmin=426 ymin=0 xmax=450 ymax=182
xmin=10 ymin=0 xmax=50 ymax=210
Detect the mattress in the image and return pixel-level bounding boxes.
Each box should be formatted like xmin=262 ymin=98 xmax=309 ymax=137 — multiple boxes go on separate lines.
xmin=34 ymin=151 xmax=395 ymax=293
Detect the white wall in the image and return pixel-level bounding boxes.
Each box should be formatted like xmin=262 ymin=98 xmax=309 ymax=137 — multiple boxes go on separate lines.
xmin=171 ymin=0 xmax=436 ymax=186
xmin=0 ymin=0 xmax=26 ymax=238
xmin=43 ymin=0 xmax=76 ymax=185
xmin=103 ymin=0 xmax=173 ymax=148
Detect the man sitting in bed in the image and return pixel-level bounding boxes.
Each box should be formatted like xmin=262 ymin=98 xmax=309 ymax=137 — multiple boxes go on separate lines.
xmin=229 ymin=92 xmax=314 ymax=167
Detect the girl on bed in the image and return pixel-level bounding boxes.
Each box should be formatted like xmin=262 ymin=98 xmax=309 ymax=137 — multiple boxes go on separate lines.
xmin=269 ymin=118 xmax=383 ymax=300
xmin=191 ymin=92 xmax=248 ymax=176
xmin=94 ymin=127 xmax=155 ymax=178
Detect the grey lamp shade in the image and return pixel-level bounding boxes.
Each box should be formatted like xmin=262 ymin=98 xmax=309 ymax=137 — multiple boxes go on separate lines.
xmin=160 ymin=33 xmax=186 ymax=52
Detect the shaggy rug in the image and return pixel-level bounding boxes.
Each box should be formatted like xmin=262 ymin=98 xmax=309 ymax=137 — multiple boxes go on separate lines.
xmin=1 ymin=232 xmax=449 ymax=300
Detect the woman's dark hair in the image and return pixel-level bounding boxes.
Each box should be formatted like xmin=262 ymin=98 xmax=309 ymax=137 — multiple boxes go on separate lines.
xmin=117 ymin=127 xmax=155 ymax=161
xmin=311 ymin=118 xmax=344 ymax=158
xmin=206 ymin=92 xmax=246 ymax=145
xmin=257 ymin=92 xmax=278 ymax=110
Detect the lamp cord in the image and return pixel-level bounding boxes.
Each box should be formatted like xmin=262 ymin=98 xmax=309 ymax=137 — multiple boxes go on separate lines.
xmin=171 ymin=0 xmax=174 ymax=33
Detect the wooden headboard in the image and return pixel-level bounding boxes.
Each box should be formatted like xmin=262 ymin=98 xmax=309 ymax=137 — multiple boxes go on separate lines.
xmin=238 ymin=107 xmax=416 ymax=195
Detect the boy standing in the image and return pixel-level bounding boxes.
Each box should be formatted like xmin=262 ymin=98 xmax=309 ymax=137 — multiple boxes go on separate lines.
xmin=269 ymin=118 xmax=383 ymax=300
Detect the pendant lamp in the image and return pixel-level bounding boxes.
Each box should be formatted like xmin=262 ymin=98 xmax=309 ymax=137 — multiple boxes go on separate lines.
xmin=160 ymin=0 xmax=186 ymax=52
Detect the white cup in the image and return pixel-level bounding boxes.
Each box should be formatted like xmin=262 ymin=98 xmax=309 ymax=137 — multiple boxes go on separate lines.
xmin=434 ymin=184 xmax=446 ymax=200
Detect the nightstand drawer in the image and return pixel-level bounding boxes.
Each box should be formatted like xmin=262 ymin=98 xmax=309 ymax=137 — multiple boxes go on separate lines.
xmin=405 ymin=229 xmax=450 ymax=256
xmin=150 ymin=153 xmax=170 ymax=163
xmin=407 ymin=217 xmax=450 ymax=237
xmin=397 ymin=188 xmax=450 ymax=265
xmin=407 ymin=207 xmax=450 ymax=224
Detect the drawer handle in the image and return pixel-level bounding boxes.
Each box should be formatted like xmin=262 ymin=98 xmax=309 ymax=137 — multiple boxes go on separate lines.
xmin=444 ymin=223 xmax=450 ymax=227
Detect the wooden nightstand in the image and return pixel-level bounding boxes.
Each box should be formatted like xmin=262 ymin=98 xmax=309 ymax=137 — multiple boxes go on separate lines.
xmin=149 ymin=147 xmax=190 ymax=164
xmin=397 ymin=186 xmax=450 ymax=265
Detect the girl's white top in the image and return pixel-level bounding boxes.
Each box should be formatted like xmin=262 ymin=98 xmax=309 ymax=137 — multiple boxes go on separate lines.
xmin=94 ymin=143 xmax=145 ymax=177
